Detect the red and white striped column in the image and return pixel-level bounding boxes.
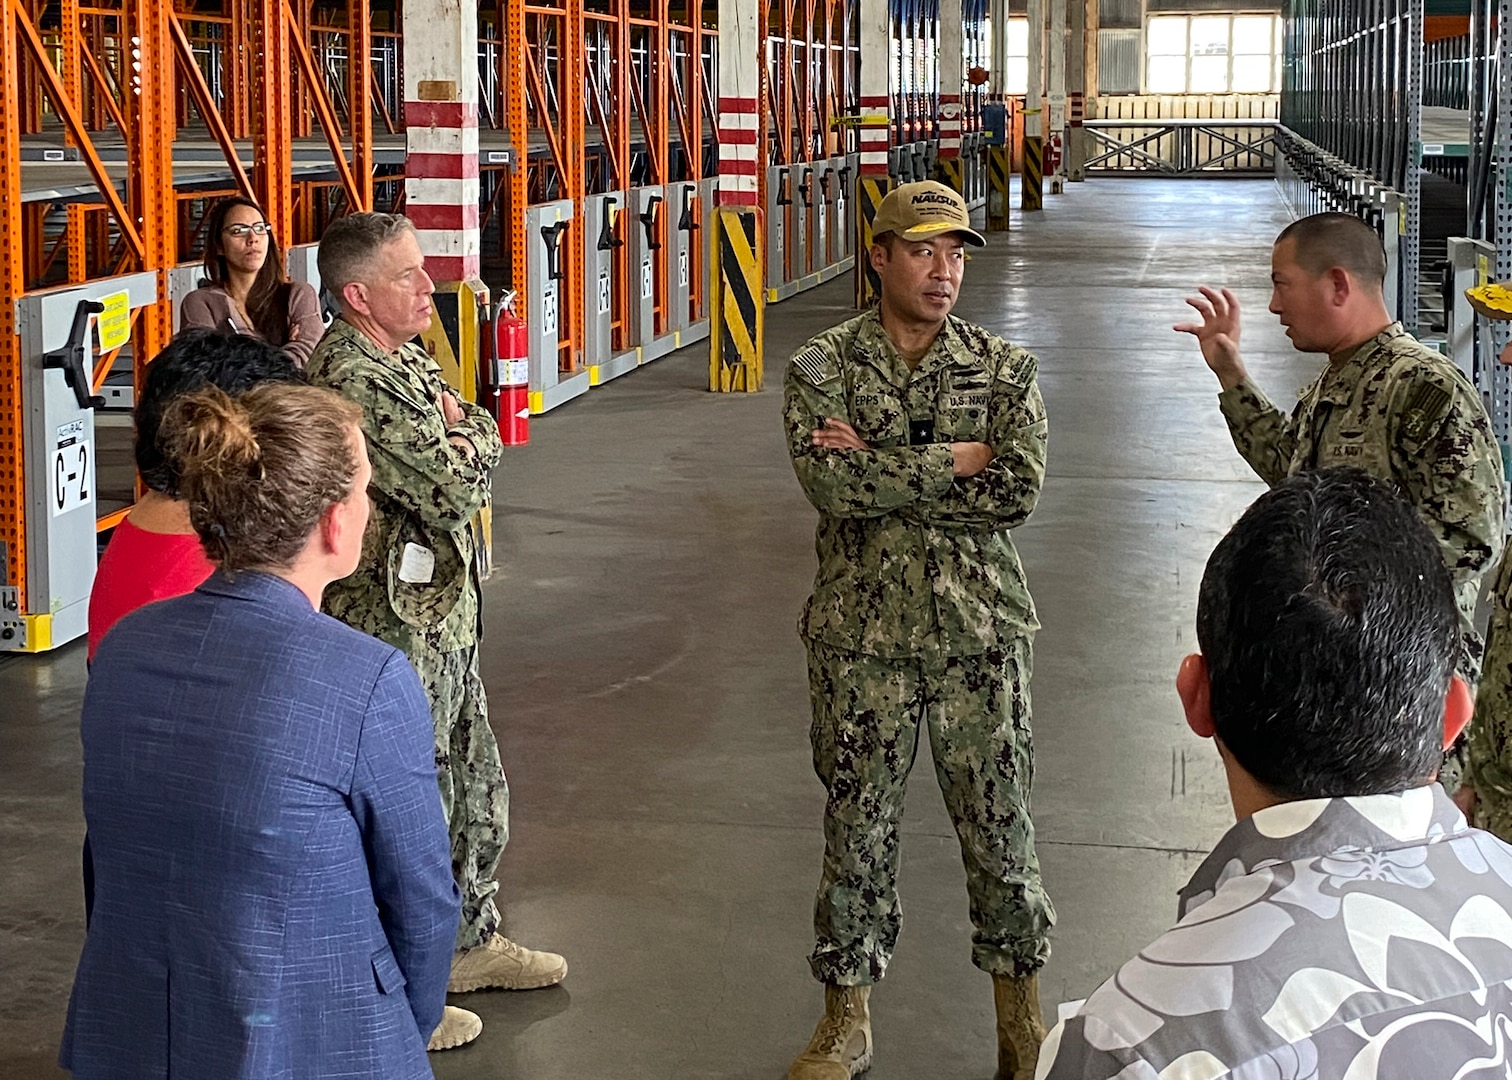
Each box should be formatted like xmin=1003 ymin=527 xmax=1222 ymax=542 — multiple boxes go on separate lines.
xmin=858 ymin=0 xmax=892 ymax=177
xmin=859 ymin=96 xmax=892 ymax=176
xmin=855 ymin=0 xmax=892 ymax=306
xmin=716 ymin=97 xmax=760 ymax=207
xmin=938 ymin=96 xmax=963 ymax=160
xmin=937 ymin=0 xmax=964 ymax=164
xmin=716 ymin=0 xmax=762 ymax=207
xmin=402 ymin=2 xmax=481 ymax=283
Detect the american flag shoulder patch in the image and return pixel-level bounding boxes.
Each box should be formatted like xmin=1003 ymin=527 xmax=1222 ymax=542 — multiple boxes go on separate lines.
xmin=791 ymin=345 xmax=834 ymax=385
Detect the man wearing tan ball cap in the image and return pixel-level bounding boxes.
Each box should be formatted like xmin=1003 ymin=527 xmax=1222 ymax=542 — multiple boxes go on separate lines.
xmin=782 ymin=179 xmax=1053 ymax=1080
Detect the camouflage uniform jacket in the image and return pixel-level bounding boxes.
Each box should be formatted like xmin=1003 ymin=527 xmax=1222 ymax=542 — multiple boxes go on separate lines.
xmin=783 ymin=310 xmax=1047 ymax=660
xmin=307 ymin=318 xmax=504 ymax=655
xmin=1218 ymin=322 xmax=1505 ymax=649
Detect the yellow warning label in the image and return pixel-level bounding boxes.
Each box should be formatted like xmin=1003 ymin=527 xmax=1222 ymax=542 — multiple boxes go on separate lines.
xmin=95 ymin=291 xmax=130 ymax=352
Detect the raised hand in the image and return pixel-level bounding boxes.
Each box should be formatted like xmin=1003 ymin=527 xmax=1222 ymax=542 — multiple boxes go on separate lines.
xmin=1175 ymin=286 xmax=1247 ymax=389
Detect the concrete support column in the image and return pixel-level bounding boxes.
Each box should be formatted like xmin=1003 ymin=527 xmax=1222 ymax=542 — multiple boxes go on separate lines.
xmin=1023 ymin=0 xmax=1044 ymax=210
xmin=710 ymin=0 xmax=763 ymax=392
xmin=857 ymin=0 xmax=892 ymax=180
xmin=989 ymin=0 xmax=1007 ymax=98
xmin=403 ymin=0 xmax=481 ymax=284
xmin=856 ymin=0 xmax=893 ymax=305
xmin=1066 ymin=0 xmax=1087 ymax=180
xmin=1085 ymin=0 xmax=1099 ymax=120
xmin=716 ymin=0 xmax=761 ymax=207
xmin=1047 ymin=0 xmax=1066 ymax=192
xmin=937 ymin=0 xmax=964 ymax=184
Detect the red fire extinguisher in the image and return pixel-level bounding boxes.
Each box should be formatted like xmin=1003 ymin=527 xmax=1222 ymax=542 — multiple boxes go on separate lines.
xmin=491 ymin=291 xmax=529 ymax=446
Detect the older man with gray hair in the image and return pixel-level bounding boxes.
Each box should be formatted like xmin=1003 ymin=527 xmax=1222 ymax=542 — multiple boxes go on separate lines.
xmin=308 ymin=213 xmax=568 ymax=1054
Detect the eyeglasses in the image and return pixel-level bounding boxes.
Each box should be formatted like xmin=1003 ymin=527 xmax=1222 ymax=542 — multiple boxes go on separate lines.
xmin=224 ymin=223 xmax=273 ymax=238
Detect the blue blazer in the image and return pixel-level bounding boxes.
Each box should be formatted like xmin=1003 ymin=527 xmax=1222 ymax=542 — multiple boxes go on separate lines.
xmin=62 ymin=571 xmax=460 ymax=1079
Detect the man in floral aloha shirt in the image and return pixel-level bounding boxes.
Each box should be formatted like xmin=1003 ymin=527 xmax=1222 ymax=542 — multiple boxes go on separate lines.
xmin=1038 ymin=468 xmax=1512 ymax=1080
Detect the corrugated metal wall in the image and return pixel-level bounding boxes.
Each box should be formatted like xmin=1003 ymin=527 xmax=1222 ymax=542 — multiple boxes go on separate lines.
xmin=1100 ymin=0 xmax=1137 ymax=25
xmin=1099 ymin=29 xmax=1142 ymax=93
xmin=1100 ymin=0 xmax=1143 ymax=27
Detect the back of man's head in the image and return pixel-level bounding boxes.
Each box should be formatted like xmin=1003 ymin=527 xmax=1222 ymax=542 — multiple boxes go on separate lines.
xmin=1275 ymin=212 xmax=1388 ymax=289
xmin=1195 ymin=468 xmax=1458 ymax=799
xmin=316 ymin=212 xmax=414 ymax=305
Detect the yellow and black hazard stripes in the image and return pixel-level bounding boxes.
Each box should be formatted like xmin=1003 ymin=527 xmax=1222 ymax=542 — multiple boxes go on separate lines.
xmin=936 ymin=156 xmax=964 ymax=197
xmin=987 ymin=145 xmax=1013 ymax=232
xmin=855 ymin=176 xmax=891 ymax=309
xmin=1021 ymin=136 xmax=1044 ymax=212
xmin=710 ymin=206 xmax=764 ymax=393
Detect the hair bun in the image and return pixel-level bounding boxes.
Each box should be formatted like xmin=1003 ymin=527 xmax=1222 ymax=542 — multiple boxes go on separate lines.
xmin=160 ymin=385 xmax=263 ymax=486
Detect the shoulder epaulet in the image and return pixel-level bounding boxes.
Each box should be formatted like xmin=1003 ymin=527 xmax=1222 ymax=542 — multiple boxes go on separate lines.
xmin=943 ymin=316 xmax=1018 ymax=376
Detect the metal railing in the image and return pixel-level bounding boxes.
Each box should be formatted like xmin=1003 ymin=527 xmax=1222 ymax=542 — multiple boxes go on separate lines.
xmin=1083 ymin=118 xmax=1277 ymax=176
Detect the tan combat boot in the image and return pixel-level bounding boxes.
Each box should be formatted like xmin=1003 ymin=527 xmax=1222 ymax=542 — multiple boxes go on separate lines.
xmin=449 ymin=934 xmax=568 ymax=992
xmin=427 ymin=1005 xmax=483 ymax=1051
xmin=787 ymin=984 xmax=873 ymax=1080
xmin=993 ymin=973 xmax=1048 ymax=1080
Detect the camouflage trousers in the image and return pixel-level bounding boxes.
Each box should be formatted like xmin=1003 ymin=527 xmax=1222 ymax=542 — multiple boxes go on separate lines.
xmin=411 ymin=641 xmax=509 ymax=950
xmin=804 ymin=637 xmax=1055 ymax=985
xmin=1473 ymin=555 xmax=1512 ymax=839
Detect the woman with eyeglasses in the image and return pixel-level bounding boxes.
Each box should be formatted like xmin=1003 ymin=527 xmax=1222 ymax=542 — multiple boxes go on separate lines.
xmin=180 ymin=197 xmax=326 ymax=367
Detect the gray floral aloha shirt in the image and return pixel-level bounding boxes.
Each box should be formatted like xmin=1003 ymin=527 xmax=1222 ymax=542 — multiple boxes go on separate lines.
xmin=1038 ymin=786 xmax=1512 ymax=1079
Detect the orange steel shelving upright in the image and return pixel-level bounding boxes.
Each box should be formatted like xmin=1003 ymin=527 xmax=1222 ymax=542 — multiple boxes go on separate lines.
xmin=1 ymin=0 xmax=376 ymax=597
xmin=2 ymin=0 xmax=24 ymax=600
xmin=480 ymin=0 xmax=712 ymax=370
xmin=3 ymin=0 xmax=867 ymax=593
xmin=584 ymin=0 xmax=636 ymax=349
xmin=760 ymin=0 xmax=858 ymax=214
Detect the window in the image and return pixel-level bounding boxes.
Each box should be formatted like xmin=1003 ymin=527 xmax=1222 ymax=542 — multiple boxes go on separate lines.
xmin=981 ymin=18 xmax=1032 ymax=95
xmin=1005 ymin=18 xmax=1029 ymax=96
xmin=1145 ymin=13 xmax=1282 ymax=94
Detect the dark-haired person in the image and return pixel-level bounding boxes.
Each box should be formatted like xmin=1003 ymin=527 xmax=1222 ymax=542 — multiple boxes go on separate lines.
xmin=1038 ymin=468 xmax=1512 ymax=1079
xmin=179 ymin=197 xmax=325 ymax=367
xmin=1175 ymin=212 xmax=1505 ymax=792
xmin=782 ymin=181 xmax=1051 ymax=1080
xmin=87 ymin=329 xmax=300 ymax=663
xmin=62 ymin=382 xmax=461 ymax=1078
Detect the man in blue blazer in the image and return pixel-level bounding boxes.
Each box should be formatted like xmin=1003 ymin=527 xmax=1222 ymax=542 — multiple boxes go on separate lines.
xmin=62 ymin=568 xmax=461 ymax=1078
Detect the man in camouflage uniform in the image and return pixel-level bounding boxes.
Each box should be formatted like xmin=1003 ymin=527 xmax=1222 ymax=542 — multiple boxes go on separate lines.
xmin=1176 ymin=211 xmax=1505 ymax=794
xmin=307 ymin=214 xmax=567 ymax=1053
xmin=783 ymin=181 xmax=1053 ymax=1080
xmin=1467 ymin=310 xmax=1512 ymax=840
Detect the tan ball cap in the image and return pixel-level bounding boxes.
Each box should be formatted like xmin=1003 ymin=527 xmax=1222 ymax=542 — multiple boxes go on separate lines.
xmin=871 ymin=180 xmax=986 ymax=247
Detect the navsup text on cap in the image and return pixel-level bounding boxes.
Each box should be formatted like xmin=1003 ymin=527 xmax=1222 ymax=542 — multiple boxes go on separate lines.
xmin=871 ymin=181 xmax=986 ymax=248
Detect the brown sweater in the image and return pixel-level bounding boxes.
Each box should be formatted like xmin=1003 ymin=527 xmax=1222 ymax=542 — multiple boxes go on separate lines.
xmin=178 ymin=281 xmax=326 ymax=368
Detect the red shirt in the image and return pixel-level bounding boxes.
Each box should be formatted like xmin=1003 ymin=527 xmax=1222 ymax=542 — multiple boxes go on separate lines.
xmin=88 ymin=518 xmax=216 ymax=662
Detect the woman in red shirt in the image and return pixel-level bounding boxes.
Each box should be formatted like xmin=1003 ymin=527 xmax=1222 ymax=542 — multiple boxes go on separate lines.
xmin=88 ymin=330 xmax=301 ymax=661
